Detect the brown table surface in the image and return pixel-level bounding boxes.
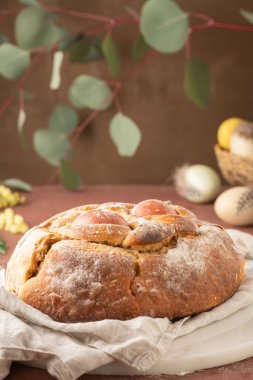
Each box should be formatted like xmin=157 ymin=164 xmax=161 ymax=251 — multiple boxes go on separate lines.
xmin=2 ymin=185 xmax=253 ymax=380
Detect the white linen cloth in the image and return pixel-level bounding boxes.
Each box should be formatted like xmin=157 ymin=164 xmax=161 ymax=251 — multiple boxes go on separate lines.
xmin=0 ymin=229 xmax=253 ymax=380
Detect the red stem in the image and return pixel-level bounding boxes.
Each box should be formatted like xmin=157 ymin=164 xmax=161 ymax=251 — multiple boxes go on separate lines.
xmin=18 ymin=89 xmax=25 ymax=111
xmin=41 ymin=3 xmax=115 ymax=24
xmin=185 ymin=29 xmax=192 ymax=60
xmin=187 ymin=17 xmax=253 ymax=60
xmin=0 ymin=95 xmax=14 ymax=116
xmin=212 ymin=21 xmax=253 ymax=32
xmin=191 ymin=23 xmax=213 ymax=32
xmin=189 ymin=12 xmax=214 ymax=23
xmin=72 ymin=109 xmax=101 ymax=146
xmin=114 ymin=93 xmax=122 ymax=112
xmin=18 ymin=49 xmax=45 ymax=89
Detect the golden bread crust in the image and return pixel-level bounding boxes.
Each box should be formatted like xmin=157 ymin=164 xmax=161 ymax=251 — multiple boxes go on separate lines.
xmin=5 ymin=199 xmax=244 ymax=322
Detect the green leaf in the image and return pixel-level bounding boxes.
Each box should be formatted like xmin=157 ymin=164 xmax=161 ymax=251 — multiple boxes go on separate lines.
xmin=60 ymin=34 xmax=81 ymax=52
xmin=0 ymin=34 xmax=9 ymax=44
xmin=109 ymin=113 xmax=142 ymax=156
xmin=240 ymin=9 xmax=253 ymax=25
xmin=19 ymin=0 xmax=41 ymax=7
xmin=15 ymin=7 xmax=68 ymax=49
xmin=0 ymin=238 xmax=7 ymax=255
xmin=132 ymin=33 xmax=149 ymax=60
xmin=69 ymin=36 xmax=104 ymax=64
xmin=0 ymin=43 xmax=30 ymax=80
xmin=140 ymin=0 xmax=189 ymax=53
xmin=69 ymin=37 xmax=90 ymax=63
xmin=2 ymin=178 xmax=32 ymax=192
xmin=49 ymin=105 xmax=79 ymax=134
xmin=102 ymin=34 xmax=121 ymax=77
xmin=59 ymin=159 xmax=81 ymax=191
xmin=184 ymin=59 xmax=210 ymax=109
xmin=34 ymin=129 xmax=71 ymax=166
xmin=69 ymin=75 xmax=112 ymax=110
xmin=81 ymin=38 xmax=104 ymax=63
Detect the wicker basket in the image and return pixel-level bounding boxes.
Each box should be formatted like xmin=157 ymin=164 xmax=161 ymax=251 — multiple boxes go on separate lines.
xmin=214 ymin=144 xmax=253 ymax=186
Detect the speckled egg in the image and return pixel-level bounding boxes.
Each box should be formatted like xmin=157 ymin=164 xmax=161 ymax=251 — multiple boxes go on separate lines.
xmin=174 ymin=164 xmax=221 ymax=203
xmin=214 ymin=186 xmax=253 ymax=226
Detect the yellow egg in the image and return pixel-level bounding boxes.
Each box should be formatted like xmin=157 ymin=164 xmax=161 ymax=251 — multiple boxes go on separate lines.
xmin=217 ymin=118 xmax=245 ymax=150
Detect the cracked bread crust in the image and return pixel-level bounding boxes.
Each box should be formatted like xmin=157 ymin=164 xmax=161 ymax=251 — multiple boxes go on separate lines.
xmin=5 ymin=199 xmax=244 ymax=322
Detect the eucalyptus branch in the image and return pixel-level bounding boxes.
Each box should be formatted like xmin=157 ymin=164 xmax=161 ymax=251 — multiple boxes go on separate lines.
xmin=186 ymin=13 xmax=253 ymax=59
xmin=1 ymin=1 xmax=253 ymax=189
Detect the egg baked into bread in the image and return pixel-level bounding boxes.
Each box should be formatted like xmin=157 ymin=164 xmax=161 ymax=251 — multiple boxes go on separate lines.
xmin=5 ymin=199 xmax=244 ymax=323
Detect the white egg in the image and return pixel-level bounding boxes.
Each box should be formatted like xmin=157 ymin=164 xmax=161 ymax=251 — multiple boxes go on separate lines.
xmin=174 ymin=164 xmax=221 ymax=203
xmin=230 ymin=134 xmax=253 ymax=158
xmin=230 ymin=123 xmax=253 ymax=159
xmin=214 ymin=186 xmax=253 ymax=226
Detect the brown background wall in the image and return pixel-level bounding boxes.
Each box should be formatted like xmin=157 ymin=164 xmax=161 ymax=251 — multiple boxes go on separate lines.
xmin=0 ymin=0 xmax=253 ymax=185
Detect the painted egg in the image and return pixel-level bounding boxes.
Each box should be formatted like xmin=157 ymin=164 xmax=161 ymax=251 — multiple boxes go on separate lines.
xmin=174 ymin=164 xmax=221 ymax=203
xmin=230 ymin=123 xmax=253 ymax=159
xmin=214 ymin=186 xmax=253 ymax=226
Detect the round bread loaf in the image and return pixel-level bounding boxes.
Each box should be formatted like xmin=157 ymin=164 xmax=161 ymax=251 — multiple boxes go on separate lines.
xmin=5 ymin=199 xmax=244 ymax=323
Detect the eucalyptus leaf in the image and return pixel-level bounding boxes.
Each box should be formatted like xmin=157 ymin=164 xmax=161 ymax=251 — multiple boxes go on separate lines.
xmin=15 ymin=7 xmax=68 ymax=49
xmin=102 ymin=34 xmax=121 ymax=77
xmin=132 ymin=33 xmax=149 ymax=60
xmin=69 ymin=36 xmax=104 ymax=63
xmin=0 ymin=43 xmax=30 ymax=80
xmin=0 ymin=34 xmax=9 ymax=44
xmin=59 ymin=159 xmax=81 ymax=191
xmin=240 ymin=9 xmax=253 ymax=25
xmin=69 ymin=75 xmax=112 ymax=110
xmin=109 ymin=113 xmax=142 ymax=156
xmin=80 ymin=36 xmax=104 ymax=63
xmin=184 ymin=59 xmax=210 ymax=109
xmin=60 ymin=34 xmax=81 ymax=52
xmin=0 ymin=238 xmax=7 ymax=255
xmin=69 ymin=39 xmax=90 ymax=63
xmin=49 ymin=105 xmax=79 ymax=134
xmin=34 ymin=129 xmax=71 ymax=166
xmin=140 ymin=0 xmax=189 ymax=53
xmin=2 ymin=178 xmax=32 ymax=192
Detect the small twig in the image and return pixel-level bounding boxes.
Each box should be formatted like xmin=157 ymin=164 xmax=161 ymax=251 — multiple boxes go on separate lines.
xmin=41 ymin=3 xmax=116 ymax=25
xmin=185 ymin=28 xmax=192 ymax=60
xmin=18 ymin=49 xmax=45 ymax=90
xmin=189 ymin=12 xmax=214 ymax=23
xmin=18 ymin=88 xmax=25 ymax=111
xmin=114 ymin=92 xmax=123 ymax=112
xmin=212 ymin=21 xmax=253 ymax=32
xmin=0 ymin=95 xmax=14 ymax=117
